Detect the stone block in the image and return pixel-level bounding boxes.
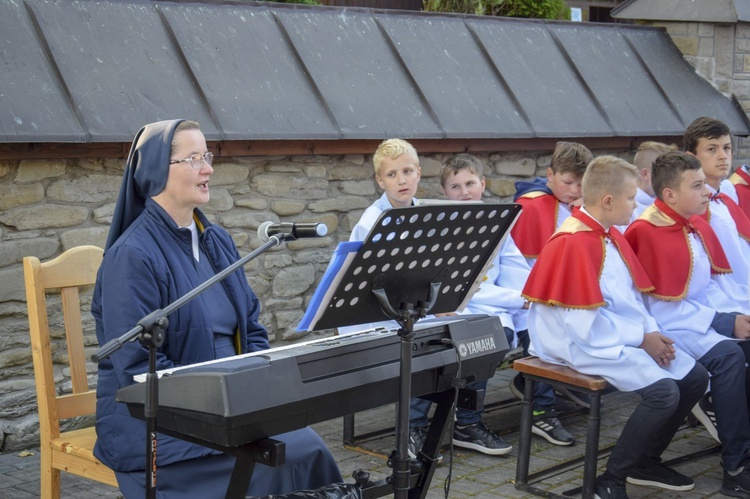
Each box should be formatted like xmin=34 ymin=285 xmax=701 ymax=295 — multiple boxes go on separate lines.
xmin=329 ymin=164 xmax=373 ymax=181
xmin=272 ymin=264 xmax=316 ymax=297
xmin=491 ymin=154 xmax=536 ymax=176
xmin=303 ymin=165 xmax=327 ymax=178
xmin=209 ymin=162 xmax=249 ymax=185
xmin=290 ymin=155 xmax=334 ymax=164
xmin=264 ymin=297 xmax=303 ymax=309
xmin=286 ymin=236 xmax=334 ymax=251
xmin=60 ymin=227 xmax=108 ymax=250
xmin=339 ymin=180 xmax=376 ymax=196
xmin=342 ymin=154 xmax=366 ymax=165
xmin=698 ymin=23 xmax=714 ymax=36
xmin=93 ymin=203 xmax=116 ymax=224
xmin=267 ymin=163 xmax=303 ymax=173
xmin=270 ymin=200 xmax=306 ymax=216
xmin=47 ymin=174 xmax=121 ymax=203
xmin=308 ymin=196 xmax=370 ymax=213
xmin=15 ymin=160 xmax=65 ymax=182
xmin=0 ymin=205 xmax=88 ymax=230
xmin=654 ymin=21 xmax=688 ymax=36
xmin=0 ymin=266 xmax=24 ymax=304
xmin=698 ymin=36 xmax=714 ymax=57
xmin=0 ymin=161 xmax=12 ymax=178
xmin=485 ymin=178 xmax=516 ymax=197
xmin=737 ymin=23 xmax=750 ymax=39
xmin=220 ymin=210 xmax=278 ymax=229
xmin=279 ymin=314 xmax=308 ymax=341
xmin=0 ymin=238 xmax=58 ymax=268
xmin=0 ymin=183 xmax=44 ymax=211
xmin=231 ymin=232 xmax=249 ymax=248
xmin=418 ymin=156 xmax=441 ymax=177
xmin=264 ymin=254 xmax=293 ymax=270
xmin=733 ymin=79 xmax=750 ymax=100
xmin=671 ymin=35 xmax=699 ymax=56
xmin=235 ymin=197 xmax=269 ymax=210
xmin=203 ymin=188 xmax=234 ymax=212
xmin=252 ymin=174 xmax=327 ymax=199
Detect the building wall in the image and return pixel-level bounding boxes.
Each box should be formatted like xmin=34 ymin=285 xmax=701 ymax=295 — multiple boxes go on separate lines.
xmin=650 ymin=21 xmax=750 ymax=163
xmin=0 ymin=145 xmax=634 ymax=451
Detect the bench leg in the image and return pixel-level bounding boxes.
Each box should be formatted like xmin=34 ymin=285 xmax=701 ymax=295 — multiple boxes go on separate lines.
xmin=515 ymin=375 xmax=535 ymax=489
xmin=582 ymin=392 xmax=602 ymax=499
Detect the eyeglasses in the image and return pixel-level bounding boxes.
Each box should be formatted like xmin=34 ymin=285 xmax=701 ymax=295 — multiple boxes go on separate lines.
xmin=169 ymin=152 xmax=214 ymax=169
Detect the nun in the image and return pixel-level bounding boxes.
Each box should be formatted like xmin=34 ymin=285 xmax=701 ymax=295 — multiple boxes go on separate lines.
xmin=91 ymin=119 xmax=342 ymax=497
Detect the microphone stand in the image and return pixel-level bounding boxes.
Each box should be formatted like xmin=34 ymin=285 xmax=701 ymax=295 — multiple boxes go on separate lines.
xmin=92 ymin=233 xmax=293 ymax=499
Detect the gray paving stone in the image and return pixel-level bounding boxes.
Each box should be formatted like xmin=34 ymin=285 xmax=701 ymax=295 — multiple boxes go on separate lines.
xmin=0 ymin=370 xmax=727 ymax=498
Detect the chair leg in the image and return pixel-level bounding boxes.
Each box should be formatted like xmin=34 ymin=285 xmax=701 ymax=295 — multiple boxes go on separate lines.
xmin=515 ymin=376 xmax=535 ymax=489
xmin=40 ymin=448 xmax=62 ymax=499
xmin=582 ymin=392 xmax=602 ymax=499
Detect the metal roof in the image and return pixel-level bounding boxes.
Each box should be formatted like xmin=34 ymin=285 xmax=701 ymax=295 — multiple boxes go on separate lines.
xmin=612 ymin=0 xmax=750 ymax=23
xmin=2 ymin=0 xmax=748 ymax=143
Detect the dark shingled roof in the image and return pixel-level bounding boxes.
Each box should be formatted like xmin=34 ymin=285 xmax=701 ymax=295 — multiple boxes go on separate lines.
xmin=2 ymin=0 xmax=749 ymax=143
xmin=612 ymin=0 xmax=750 ymax=23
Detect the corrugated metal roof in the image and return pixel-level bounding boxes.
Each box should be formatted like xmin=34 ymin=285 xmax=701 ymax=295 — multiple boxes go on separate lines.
xmin=612 ymin=0 xmax=750 ymax=23
xmin=1 ymin=0 xmax=748 ymax=143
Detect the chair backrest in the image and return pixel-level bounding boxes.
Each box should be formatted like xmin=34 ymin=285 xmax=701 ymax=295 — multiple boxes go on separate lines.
xmin=24 ymin=245 xmax=104 ymax=446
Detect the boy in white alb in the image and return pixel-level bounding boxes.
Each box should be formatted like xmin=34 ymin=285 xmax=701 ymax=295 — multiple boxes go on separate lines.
xmin=525 ymin=155 xmax=707 ymax=499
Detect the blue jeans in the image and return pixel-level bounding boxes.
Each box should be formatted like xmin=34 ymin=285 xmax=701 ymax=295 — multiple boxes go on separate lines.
xmin=410 ymin=326 xmax=514 ymax=428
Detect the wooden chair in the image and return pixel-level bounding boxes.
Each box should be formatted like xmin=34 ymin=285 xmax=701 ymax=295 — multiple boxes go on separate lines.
xmin=24 ymin=245 xmax=118 ymax=498
xmin=513 ymin=356 xmax=609 ymax=499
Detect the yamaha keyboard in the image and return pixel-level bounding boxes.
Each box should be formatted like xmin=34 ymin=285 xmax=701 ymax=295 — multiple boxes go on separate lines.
xmin=117 ymin=314 xmax=508 ymax=449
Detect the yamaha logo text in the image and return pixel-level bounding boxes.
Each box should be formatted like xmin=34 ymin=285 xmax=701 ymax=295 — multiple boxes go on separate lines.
xmin=457 ymin=336 xmax=497 ymax=358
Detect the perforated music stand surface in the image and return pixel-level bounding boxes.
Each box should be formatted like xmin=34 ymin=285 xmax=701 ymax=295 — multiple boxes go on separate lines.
xmin=310 ymin=202 xmax=520 ymax=331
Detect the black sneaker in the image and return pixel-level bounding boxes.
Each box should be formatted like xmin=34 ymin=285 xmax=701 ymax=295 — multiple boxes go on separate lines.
xmin=723 ymin=461 xmax=750 ymax=498
xmin=510 ymin=372 xmax=525 ymax=399
xmin=532 ymin=408 xmax=575 ymax=446
xmin=407 ymin=426 xmax=443 ymax=463
xmin=452 ymin=421 xmax=512 ymax=456
xmin=692 ymin=392 xmax=719 ymax=443
xmin=595 ymin=476 xmax=629 ymax=499
xmin=625 ymin=463 xmax=694 ymax=491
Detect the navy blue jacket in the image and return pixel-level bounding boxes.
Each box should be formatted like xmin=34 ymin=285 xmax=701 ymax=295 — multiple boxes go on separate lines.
xmin=92 ymin=199 xmax=269 ymax=471
xmin=513 ymin=176 xmax=552 ymax=201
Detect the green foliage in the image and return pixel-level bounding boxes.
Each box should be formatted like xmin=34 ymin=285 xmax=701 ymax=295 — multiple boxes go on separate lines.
xmin=423 ymin=0 xmax=567 ymax=20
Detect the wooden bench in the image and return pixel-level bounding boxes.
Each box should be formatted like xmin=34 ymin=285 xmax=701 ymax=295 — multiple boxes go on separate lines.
xmin=514 ymin=356 xmax=609 ymax=499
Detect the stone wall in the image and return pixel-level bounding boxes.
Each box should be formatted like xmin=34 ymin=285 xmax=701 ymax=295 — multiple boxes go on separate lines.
xmin=650 ymin=20 xmax=750 ymax=163
xmin=0 ymin=146 xmax=630 ymax=451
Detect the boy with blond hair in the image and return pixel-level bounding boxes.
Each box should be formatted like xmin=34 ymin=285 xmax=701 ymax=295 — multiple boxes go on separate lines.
xmin=349 ymin=138 xmax=421 ymax=241
xmin=525 ymin=155 xmax=707 ymax=499
xmin=631 ymin=141 xmax=677 ymax=220
xmin=625 ymin=151 xmax=750 ymax=498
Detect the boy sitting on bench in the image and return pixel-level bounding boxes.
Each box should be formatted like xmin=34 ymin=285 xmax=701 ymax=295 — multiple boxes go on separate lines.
xmin=522 ymin=155 xmax=708 ymax=499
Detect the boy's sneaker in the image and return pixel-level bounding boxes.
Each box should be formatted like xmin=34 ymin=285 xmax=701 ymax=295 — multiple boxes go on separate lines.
xmin=723 ymin=461 xmax=750 ymax=498
xmin=532 ymin=408 xmax=575 ymax=446
xmin=625 ymin=463 xmax=694 ymax=491
xmin=595 ymin=476 xmax=629 ymax=499
xmin=452 ymin=421 xmax=512 ymax=456
xmin=407 ymin=426 xmax=443 ymax=463
xmin=691 ymin=392 xmax=720 ymax=443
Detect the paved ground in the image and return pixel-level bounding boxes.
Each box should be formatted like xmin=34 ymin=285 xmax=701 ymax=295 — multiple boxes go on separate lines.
xmin=0 ymin=368 xmax=727 ymax=498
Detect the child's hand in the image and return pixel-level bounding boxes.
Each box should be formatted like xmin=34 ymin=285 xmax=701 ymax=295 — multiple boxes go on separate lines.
xmin=568 ymin=197 xmax=584 ymax=210
xmin=640 ymin=331 xmax=676 ymax=367
xmin=733 ymin=315 xmax=750 ymax=339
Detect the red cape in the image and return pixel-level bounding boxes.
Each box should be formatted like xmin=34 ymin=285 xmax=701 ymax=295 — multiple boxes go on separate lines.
xmin=511 ymin=192 xmax=559 ymax=258
xmin=699 ymin=191 xmax=750 ymax=242
xmin=624 ymin=199 xmax=731 ymax=300
xmin=522 ymin=209 xmax=654 ymax=309
xmin=727 ymin=170 xmax=750 ymax=236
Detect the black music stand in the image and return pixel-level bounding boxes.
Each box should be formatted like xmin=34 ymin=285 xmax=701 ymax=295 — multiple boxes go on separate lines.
xmin=303 ymin=202 xmax=520 ymax=499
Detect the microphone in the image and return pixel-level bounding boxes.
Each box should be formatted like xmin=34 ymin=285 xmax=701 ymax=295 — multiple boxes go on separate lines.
xmin=257 ymin=221 xmax=328 ymax=242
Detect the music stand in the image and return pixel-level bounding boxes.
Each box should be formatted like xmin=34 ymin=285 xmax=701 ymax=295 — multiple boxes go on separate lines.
xmin=302 ymin=202 xmax=520 ymax=499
